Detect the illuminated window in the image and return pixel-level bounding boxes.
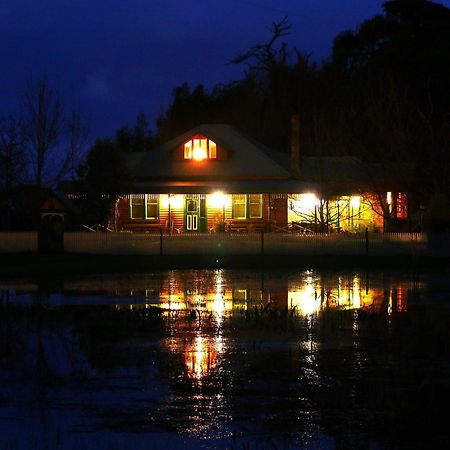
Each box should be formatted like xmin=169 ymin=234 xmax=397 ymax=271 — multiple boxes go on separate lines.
xmin=184 ymin=137 xmax=217 ymax=160
xmin=209 ymin=141 xmax=216 ymax=159
xmin=184 ymin=140 xmax=192 ymax=159
xmin=232 ymin=194 xmax=263 ymax=219
xmin=130 ymin=197 xmax=145 ymax=219
xmin=146 ymin=195 xmax=159 ymax=220
xmin=232 ymin=194 xmax=246 ymax=219
xmin=130 ymin=195 xmax=159 ymax=220
xmin=386 ymin=191 xmax=393 ymax=213
xmin=249 ymin=194 xmax=263 ymax=218
xmin=397 ymin=192 xmax=408 ymax=219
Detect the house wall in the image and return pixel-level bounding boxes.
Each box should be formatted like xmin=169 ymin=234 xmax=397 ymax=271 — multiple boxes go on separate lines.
xmin=116 ymin=194 xmax=275 ymax=233
xmin=115 ymin=192 xmax=407 ymax=233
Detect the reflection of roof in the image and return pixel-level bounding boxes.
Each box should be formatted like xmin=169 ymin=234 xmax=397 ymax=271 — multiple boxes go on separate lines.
xmin=126 ymin=124 xmax=293 ymax=181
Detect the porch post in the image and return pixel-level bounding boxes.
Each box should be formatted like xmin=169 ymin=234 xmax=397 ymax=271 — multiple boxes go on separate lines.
xmin=168 ymin=194 xmax=172 ymax=235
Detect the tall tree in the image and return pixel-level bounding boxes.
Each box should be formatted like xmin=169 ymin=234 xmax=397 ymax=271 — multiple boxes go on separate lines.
xmin=21 ymin=77 xmax=63 ymax=187
xmin=20 ymin=77 xmax=90 ymax=187
xmin=0 ymin=116 xmax=25 ymax=192
xmin=0 ymin=116 xmax=26 ymax=229
xmin=78 ymin=138 xmax=132 ymax=227
xmin=116 ymin=112 xmax=156 ymax=152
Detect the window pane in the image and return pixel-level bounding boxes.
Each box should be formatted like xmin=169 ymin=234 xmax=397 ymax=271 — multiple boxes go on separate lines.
xmin=209 ymin=140 xmax=216 ymax=159
xmin=130 ymin=197 xmax=144 ymax=219
xmin=233 ymin=194 xmax=246 ymax=219
xmin=184 ymin=141 xmax=192 ymax=159
xmin=193 ymin=139 xmax=207 ymax=160
xmin=249 ymin=194 xmax=262 ymax=218
xmin=146 ymin=196 xmax=159 ymax=219
xmin=187 ymin=199 xmax=198 ymax=213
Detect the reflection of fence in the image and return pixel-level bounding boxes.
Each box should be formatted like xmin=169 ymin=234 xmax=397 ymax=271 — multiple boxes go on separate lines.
xmin=0 ymin=231 xmax=446 ymax=257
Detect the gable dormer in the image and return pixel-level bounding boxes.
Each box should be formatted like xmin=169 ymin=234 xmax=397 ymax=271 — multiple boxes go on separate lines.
xmin=172 ymin=134 xmax=229 ymax=160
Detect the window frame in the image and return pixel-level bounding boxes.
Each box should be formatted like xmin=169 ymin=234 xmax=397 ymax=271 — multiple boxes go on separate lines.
xmin=248 ymin=194 xmax=263 ymax=219
xmin=129 ymin=195 xmax=160 ymax=221
xmin=232 ymin=194 xmax=264 ymax=220
xmin=130 ymin=196 xmax=145 ymax=220
xmin=232 ymin=194 xmax=247 ymax=220
xmin=183 ymin=137 xmax=217 ymax=160
xmin=145 ymin=195 xmax=159 ymax=220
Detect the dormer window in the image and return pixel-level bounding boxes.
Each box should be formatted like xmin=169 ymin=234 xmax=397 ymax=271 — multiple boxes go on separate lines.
xmin=184 ymin=137 xmax=217 ymax=160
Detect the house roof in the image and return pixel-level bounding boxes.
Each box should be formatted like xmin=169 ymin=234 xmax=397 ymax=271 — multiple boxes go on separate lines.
xmin=126 ymin=124 xmax=293 ymax=182
xmin=130 ymin=179 xmax=313 ymax=195
xmin=59 ymin=125 xmax=412 ymax=197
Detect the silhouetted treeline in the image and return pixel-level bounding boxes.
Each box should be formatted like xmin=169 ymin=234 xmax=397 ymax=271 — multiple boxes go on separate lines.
xmin=2 ymin=1 xmax=450 ymax=230
xmin=155 ymin=1 xmax=450 ymax=209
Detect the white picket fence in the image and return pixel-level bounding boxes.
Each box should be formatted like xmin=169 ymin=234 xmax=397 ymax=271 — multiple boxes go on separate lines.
xmin=0 ymin=231 xmax=446 ymax=257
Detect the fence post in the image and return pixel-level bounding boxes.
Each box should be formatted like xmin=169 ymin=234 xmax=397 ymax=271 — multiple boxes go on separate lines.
xmin=261 ymin=230 xmax=265 ymax=255
xmin=365 ymin=228 xmax=369 ymax=258
xmin=160 ymin=228 xmax=163 ymax=256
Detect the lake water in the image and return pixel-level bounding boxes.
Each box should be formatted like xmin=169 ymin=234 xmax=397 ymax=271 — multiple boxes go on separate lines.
xmin=1 ymin=268 xmax=449 ymax=449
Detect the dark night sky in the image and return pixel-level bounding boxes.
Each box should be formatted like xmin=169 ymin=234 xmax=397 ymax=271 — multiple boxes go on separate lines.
xmin=1 ymin=0 xmax=449 ymax=139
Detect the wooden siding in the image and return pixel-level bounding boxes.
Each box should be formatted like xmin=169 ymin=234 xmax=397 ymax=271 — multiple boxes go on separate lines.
xmin=116 ymin=195 xmax=184 ymax=233
xmin=115 ymin=194 xmax=288 ymax=233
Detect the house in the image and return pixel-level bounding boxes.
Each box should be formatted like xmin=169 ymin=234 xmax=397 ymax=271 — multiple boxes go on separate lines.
xmin=112 ymin=123 xmax=409 ymax=233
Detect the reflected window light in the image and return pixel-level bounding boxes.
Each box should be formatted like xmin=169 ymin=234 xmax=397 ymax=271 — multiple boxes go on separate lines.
xmin=352 ymin=277 xmax=361 ymax=309
xmin=184 ymin=336 xmax=218 ymax=379
xmin=289 ymin=284 xmax=320 ymax=316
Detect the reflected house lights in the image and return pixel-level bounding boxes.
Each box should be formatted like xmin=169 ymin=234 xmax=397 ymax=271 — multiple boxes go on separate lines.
xmin=152 ymin=271 xmax=408 ymax=379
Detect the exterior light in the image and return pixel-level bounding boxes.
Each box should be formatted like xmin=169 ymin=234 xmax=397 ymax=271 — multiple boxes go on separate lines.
xmin=169 ymin=195 xmax=184 ymax=209
xmin=209 ymin=192 xmax=230 ymax=208
xmin=300 ymin=193 xmax=319 ymax=211
xmin=162 ymin=194 xmax=184 ymax=209
xmin=192 ymin=139 xmax=207 ymax=161
xmin=350 ymin=196 xmax=361 ymax=208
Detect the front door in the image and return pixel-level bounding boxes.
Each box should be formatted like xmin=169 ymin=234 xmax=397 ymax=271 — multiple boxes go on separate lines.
xmin=185 ymin=194 xmax=207 ymax=232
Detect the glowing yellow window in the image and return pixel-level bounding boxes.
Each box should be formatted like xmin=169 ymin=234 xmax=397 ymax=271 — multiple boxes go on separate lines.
xmin=209 ymin=141 xmax=216 ymax=159
xmin=183 ymin=137 xmax=217 ymax=160
xmin=184 ymin=140 xmax=192 ymax=159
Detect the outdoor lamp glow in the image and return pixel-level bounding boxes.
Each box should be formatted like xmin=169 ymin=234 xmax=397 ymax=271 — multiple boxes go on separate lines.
xmin=209 ymin=192 xmax=230 ymax=208
xmin=300 ymin=193 xmax=319 ymax=211
xmin=192 ymin=139 xmax=207 ymax=160
xmin=169 ymin=195 xmax=184 ymax=209
xmin=350 ymin=195 xmax=361 ymax=208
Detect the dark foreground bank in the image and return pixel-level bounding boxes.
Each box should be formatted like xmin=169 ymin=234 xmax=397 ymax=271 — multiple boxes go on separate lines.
xmin=1 ymin=252 xmax=450 ymax=278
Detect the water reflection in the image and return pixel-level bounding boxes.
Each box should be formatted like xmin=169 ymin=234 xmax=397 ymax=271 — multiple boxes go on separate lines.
xmin=1 ymin=269 xmax=447 ymax=450
xmin=0 ymin=269 xmax=413 ymax=316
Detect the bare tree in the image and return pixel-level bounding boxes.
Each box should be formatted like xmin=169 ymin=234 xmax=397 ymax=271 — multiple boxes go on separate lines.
xmin=62 ymin=101 xmax=90 ymax=181
xmin=343 ymin=75 xmax=417 ymax=230
xmin=20 ymin=77 xmax=90 ymax=187
xmin=21 ymin=77 xmax=63 ymax=187
xmin=0 ymin=116 xmax=26 ymax=229
xmin=232 ymin=16 xmax=292 ymax=72
xmin=0 ymin=116 xmax=25 ymax=192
